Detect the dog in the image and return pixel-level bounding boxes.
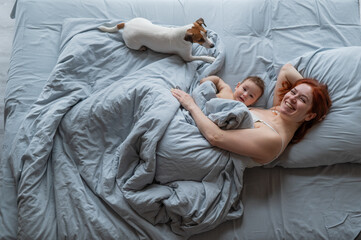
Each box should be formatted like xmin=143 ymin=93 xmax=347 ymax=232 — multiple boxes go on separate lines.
xmin=98 ymin=17 xmax=216 ymax=63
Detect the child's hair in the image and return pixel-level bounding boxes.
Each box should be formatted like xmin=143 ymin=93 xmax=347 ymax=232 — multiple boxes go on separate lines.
xmin=241 ymin=76 xmax=265 ymax=98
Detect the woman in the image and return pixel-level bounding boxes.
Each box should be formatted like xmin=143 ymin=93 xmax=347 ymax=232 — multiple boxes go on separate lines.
xmin=171 ymin=63 xmax=332 ymax=165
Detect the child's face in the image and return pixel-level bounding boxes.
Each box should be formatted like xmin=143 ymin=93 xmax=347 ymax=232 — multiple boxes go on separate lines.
xmin=234 ymin=79 xmax=262 ymax=106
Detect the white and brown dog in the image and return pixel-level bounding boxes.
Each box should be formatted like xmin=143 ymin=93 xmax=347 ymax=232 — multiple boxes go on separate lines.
xmin=98 ymin=17 xmax=216 ymax=63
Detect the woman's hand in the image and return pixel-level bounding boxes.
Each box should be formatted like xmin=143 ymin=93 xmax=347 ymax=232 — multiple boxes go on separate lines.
xmin=273 ymin=63 xmax=303 ymax=106
xmin=171 ymin=88 xmax=197 ymax=111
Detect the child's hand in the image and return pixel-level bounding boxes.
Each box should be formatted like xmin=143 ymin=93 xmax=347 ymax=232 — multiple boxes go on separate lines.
xmin=200 ymin=75 xmax=219 ymax=85
xmin=200 ymin=78 xmax=208 ymax=84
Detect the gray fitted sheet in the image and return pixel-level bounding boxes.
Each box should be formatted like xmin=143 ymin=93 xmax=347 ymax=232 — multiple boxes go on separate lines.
xmin=1 ymin=0 xmax=361 ymax=239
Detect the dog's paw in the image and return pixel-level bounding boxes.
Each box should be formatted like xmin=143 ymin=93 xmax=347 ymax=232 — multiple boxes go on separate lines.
xmin=186 ymin=55 xmax=216 ymax=63
xmin=205 ymin=56 xmax=216 ymax=63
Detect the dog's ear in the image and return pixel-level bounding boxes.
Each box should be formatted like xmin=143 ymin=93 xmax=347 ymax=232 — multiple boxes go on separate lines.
xmin=184 ymin=32 xmax=194 ymax=43
xmin=196 ymin=18 xmax=207 ymax=27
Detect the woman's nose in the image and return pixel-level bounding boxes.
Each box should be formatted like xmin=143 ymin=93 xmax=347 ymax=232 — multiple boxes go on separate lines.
xmin=290 ymin=95 xmax=297 ymax=103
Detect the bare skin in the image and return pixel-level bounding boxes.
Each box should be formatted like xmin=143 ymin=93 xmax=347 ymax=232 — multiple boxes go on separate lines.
xmin=171 ymin=64 xmax=317 ymax=164
xmin=200 ymin=76 xmax=263 ymax=106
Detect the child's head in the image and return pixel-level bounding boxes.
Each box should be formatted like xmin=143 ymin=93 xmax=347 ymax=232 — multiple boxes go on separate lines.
xmin=234 ymin=76 xmax=265 ymax=106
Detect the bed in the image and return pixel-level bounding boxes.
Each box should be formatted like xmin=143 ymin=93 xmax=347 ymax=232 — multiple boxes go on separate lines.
xmin=1 ymin=0 xmax=361 ymax=239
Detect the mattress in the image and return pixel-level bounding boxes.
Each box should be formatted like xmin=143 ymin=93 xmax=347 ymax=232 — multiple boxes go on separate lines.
xmin=1 ymin=0 xmax=361 ymax=239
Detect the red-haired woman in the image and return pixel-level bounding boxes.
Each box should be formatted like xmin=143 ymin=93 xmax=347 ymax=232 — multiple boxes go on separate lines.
xmin=171 ymin=63 xmax=332 ymax=165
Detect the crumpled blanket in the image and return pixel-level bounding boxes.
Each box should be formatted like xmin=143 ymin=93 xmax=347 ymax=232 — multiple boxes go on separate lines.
xmin=183 ymin=81 xmax=254 ymax=130
xmin=8 ymin=18 xmax=256 ymax=239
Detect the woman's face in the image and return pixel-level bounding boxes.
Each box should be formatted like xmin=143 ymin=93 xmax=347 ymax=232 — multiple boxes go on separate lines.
xmin=279 ymin=83 xmax=316 ymax=122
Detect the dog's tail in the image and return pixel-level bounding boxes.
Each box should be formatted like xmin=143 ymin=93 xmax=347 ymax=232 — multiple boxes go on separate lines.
xmin=98 ymin=23 xmax=125 ymax=33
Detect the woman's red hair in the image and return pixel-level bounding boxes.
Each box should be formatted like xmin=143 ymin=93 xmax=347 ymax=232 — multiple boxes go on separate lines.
xmin=278 ymin=78 xmax=332 ymax=143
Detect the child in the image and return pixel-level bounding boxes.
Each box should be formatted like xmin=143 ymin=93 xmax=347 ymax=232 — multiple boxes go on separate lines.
xmin=200 ymin=75 xmax=265 ymax=106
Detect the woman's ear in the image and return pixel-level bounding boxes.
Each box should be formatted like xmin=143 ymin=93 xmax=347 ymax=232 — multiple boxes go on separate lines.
xmin=305 ymin=112 xmax=317 ymax=121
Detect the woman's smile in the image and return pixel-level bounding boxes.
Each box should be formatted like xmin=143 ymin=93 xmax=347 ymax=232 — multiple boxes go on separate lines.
xmin=285 ymin=101 xmax=295 ymax=110
xmin=279 ymin=83 xmax=315 ymax=122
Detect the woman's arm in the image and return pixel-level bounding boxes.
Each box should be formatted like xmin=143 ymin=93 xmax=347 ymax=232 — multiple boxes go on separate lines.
xmin=273 ymin=63 xmax=303 ymax=106
xmin=171 ymin=89 xmax=281 ymax=164
xmin=171 ymin=87 xmax=223 ymax=143
xmin=200 ymin=76 xmax=233 ymax=99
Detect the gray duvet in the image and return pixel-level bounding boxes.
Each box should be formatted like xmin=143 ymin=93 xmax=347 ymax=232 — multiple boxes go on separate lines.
xmin=9 ymin=19 xmax=256 ymax=239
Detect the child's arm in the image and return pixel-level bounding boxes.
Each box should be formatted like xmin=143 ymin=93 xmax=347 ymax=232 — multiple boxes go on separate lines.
xmin=200 ymin=76 xmax=233 ymax=99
